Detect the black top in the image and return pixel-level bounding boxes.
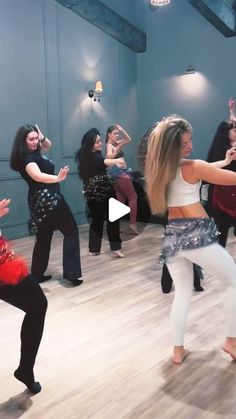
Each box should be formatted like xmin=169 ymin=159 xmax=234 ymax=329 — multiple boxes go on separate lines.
xmin=80 ymin=151 xmax=107 ymax=182
xmin=19 ymin=151 xmax=60 ymax=193
xmin=115 ymin=148 xmax=124 ymax=158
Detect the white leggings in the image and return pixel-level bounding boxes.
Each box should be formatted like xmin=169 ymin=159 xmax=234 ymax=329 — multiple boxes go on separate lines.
xmin=166 ymin=243 xmax=236 ymax=346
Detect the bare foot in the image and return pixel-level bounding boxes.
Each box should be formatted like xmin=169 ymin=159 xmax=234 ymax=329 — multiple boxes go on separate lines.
xmin=88 ymin=252 xmax=101 ymax=256
xmin=223 ymin=338 xmax=236 ymax=360
xmin=173 ymin=346 xmax=189 ymax=364
xmin=129 ymin=224 xmax=139 ymax=235
xmin=112 ymin=250 xmax=125 ymax=258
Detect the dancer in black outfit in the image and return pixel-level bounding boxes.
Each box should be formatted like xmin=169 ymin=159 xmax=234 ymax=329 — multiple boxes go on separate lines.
xmin=75 ymin=128 xmax=125 ymax=257
xmin=206 ymin=98 xmax=236 ymax=247
xmin=0 ymin=198 xmax=47 ymax=393
xmin=10 ymin=124 xmax=82 ymax=286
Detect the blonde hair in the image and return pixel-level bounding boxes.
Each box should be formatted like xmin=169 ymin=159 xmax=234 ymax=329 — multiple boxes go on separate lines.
xmin=145 ymin=115 xmax=192 ymax=215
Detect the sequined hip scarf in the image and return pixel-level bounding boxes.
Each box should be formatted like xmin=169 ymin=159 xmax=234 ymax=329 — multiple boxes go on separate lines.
xmin=28 ymin=188 xmax=63 ymax=234
xmin=158 ymin=217 xmax=220 ymax=263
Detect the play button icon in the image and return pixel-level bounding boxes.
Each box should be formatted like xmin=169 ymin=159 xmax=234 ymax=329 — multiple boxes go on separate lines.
xmin=108 ymin=198 xmax=130 ymax=222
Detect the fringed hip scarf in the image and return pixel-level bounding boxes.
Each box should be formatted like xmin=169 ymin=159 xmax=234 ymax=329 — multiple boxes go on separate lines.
xmin=158 ymin=217 xmax=220 ymax=263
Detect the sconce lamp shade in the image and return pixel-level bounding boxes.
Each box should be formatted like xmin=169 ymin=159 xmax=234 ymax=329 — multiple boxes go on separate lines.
xmin=179 ymin=65 xmax=196 ymax=76
xmin=95 ymin=80 xmax=103 ymax=93
xmin=186 ymin=65 xmax=195 ymax=74
xmin=88 ymin=80 xmax=103 ymax=102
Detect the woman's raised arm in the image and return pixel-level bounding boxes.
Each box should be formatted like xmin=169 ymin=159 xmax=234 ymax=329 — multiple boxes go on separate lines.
xmin=35 ymin=124 xmax=52 ymax=151
xmin=115 ymin=124 xmax=131 ymax=146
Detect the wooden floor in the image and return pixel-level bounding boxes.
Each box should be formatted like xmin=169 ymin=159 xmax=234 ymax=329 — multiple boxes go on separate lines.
xmin=1 ymin=222 xmax=236 ymax=419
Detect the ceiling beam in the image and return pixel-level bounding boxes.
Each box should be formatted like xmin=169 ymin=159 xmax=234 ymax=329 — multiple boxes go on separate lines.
xmin=55 ymin=0 xmax=146 ymax=53
xmin=189 ymin=0 xmax=236 ymax=37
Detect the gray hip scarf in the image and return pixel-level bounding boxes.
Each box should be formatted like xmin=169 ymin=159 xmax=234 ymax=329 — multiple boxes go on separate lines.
xmin=158 ymin=217 xmax=220 ymax=263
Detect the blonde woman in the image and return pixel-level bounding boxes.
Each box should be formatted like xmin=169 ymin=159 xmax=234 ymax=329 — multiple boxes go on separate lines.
xmin=145 ymin=115 xmax=236 ymax=364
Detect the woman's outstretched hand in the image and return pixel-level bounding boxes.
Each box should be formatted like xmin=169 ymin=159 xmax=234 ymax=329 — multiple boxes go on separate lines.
xmin=57 ymin=166 xmax=69 ymax=182
xmin=116 ymin=124 xmax=123 ymax=132
xmin=35 ymin=124 xmax=44 ymax=141
xmin=229 ymin=97 xmax=235 ymax=112
xmin=224 ymin=147 xmax=236 ymax=165
xmin=0 ymin=198 xmax=10 ymax=218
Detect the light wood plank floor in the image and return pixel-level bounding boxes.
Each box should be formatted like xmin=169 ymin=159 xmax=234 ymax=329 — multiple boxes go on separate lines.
xmin=1 ymin=222 xmax=236 ymax=419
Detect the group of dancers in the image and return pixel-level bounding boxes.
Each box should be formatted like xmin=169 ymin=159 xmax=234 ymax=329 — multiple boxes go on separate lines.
xmin=1 ymin=98 xmax=236 ymax=394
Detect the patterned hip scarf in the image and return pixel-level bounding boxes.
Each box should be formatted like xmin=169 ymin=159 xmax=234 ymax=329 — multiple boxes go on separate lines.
xmin=158 ymin=217 xmax=220 ymax=263
xmin=28 ymin=188 xmax=63 ymax=234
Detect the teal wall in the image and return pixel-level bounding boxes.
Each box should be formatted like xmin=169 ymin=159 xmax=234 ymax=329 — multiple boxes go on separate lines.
xmin=1 ymin=0 xmax=236 ymax=238
xmin=138 ymin=0 xmax=236 ymax=158
xmin=0 ymin=0 xmax=138 ymax=238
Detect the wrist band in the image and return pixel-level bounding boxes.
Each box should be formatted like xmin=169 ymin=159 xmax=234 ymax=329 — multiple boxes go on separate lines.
xmin=40 ymin=137 xmax=46 ymax=143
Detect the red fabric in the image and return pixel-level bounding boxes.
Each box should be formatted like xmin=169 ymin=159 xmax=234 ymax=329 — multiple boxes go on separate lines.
xmin=212 ymin=185 xmax=236 ymax=217
xmin=0 ymin=236 xmax=29 ymax=285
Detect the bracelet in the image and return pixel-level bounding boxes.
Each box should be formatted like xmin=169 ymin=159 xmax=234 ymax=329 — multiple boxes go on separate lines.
xmin=40 ymin=137 xmax=46 ymax=143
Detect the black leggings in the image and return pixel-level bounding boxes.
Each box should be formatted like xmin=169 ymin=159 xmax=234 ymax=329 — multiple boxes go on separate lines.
xmin=0 ymin=275 xmax=47 ymax=374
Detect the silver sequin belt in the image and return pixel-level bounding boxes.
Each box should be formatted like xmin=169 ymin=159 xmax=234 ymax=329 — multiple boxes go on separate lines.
xmin=158 ymin=217 xmax=220 ymax=263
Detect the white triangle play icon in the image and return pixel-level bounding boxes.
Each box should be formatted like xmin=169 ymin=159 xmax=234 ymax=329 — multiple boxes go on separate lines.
xmin=108 ymin=198 xmax=130 ymax=222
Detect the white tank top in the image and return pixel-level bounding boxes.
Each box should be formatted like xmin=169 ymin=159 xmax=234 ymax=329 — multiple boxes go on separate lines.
xmin=167 ymin=166 xmax=201 ymax=207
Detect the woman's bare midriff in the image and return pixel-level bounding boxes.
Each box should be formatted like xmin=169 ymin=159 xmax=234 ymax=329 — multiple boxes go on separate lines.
xmin=168 ymin=201 xmax=208 ymax=220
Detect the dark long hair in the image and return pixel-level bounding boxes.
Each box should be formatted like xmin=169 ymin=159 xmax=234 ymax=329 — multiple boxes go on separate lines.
xmin=10 ymin=124 xmax=39 ymax=171
xmin=138 ymin=122 xmax=159 ymax=174
xmin=75 ymin=128 xmax=100 ymax=179
xmin=105 ymin=125 xmax=116 ymax=143
xmin=207 ymin=120 xmax=236 ymax=170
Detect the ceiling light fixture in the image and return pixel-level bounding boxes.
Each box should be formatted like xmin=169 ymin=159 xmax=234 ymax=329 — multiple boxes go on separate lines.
xmin=149 ymin=0 xmax=171 ymax=6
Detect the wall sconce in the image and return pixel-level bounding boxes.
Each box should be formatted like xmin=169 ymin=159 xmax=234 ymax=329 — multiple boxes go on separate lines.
xmin=185 ymin=65 xmax=195 ymax=75
xmin=179 ymin=65 xmax=196 ymax=76
xmin=88 ymin=81 xmax=103 ymax=102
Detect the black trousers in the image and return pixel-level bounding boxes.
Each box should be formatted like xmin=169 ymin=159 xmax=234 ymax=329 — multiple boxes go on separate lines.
xmin=31 ymin=198 xmax=82 ymax=281
xmin=161 ymin=263 xmax=202 ymax=293
xmin=87 ymin=199 xmax=122 ymax=253
xmin=0 ymin=275 xmax=47 ymax=374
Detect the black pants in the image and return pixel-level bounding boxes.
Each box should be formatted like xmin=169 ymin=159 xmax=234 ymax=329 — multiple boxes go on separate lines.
xmin=87 ymin=199 xmax=121 ymax=253
xmin=31 ymin=198 xmax=82 ymax=281
xmin=0 ymin=275 xmax=47 ymax=374
xmin=161 ymin=263 xmax=202 ymax=293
